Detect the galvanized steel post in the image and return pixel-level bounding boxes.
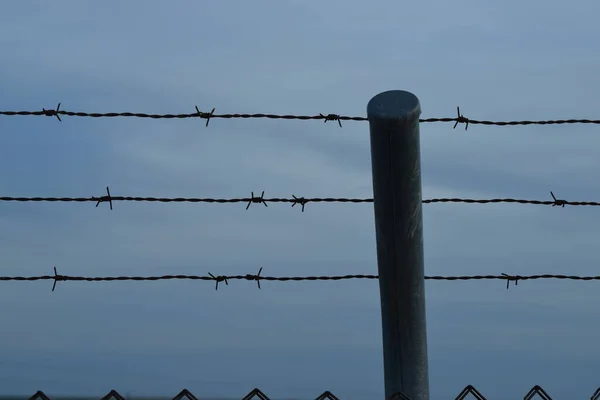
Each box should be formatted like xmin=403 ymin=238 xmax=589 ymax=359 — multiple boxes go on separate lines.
xmin=367 ymin=90 xmax=429 ymax=400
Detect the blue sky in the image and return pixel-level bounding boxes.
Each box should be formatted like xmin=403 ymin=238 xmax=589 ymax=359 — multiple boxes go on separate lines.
xmin=1 ymin=1 xmax=600 ymax=399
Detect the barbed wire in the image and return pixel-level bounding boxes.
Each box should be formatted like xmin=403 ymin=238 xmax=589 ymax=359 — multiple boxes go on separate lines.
xmin=3 ymin=267 xmax=600 ymax=292
xmin=0 ymin=188 xmax=595 ymax=211
xmin=24 ymin=385 xmax=600 ymax=400
xmin=2 ymin=104 xmax=600 ymax=130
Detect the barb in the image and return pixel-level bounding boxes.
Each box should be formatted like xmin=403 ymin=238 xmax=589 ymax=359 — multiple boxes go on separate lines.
xmin=3 ymin=106 xmax=600 ymax=128
xmin=453 ymin=106 xmax=469 ymax=130
xmin=2 ymin=269 xmax=600 ymax=291
xmin=95 ymin=186 xmax=113 ymax=210
xmin=41 ymin=102 xmax=61 ymax=122
xmin=320 ymin=113 xmax=343 ymax=127
xmin=245 ymin=191 xmax=268 ymax=210
xmin=51 ymin=266 xmax=60 ymax=292
xmin=1 ymin=190 xmax=599 ymax=209
xmin=195 ymin=105 xmax=215 ymax=127
xmin=208 ymin=272 xmax=229 ymax=290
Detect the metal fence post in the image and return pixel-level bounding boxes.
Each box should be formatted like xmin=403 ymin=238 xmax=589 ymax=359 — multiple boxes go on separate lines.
xmin=367 ymin=90 xmax=429 ymax=400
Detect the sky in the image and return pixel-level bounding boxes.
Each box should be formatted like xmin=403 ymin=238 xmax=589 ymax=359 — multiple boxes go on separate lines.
xmin=1 ymin=1 xmax=600 ymax=399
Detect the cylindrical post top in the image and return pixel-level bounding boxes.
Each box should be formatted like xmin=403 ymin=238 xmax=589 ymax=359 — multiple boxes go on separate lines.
xmin=367 ymin=90 xmax=421 ymax=122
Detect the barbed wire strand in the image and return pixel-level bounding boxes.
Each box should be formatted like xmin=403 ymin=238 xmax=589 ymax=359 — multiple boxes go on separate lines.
xmin=3 ymin=104 xmax=600 ymax=130
xmin=0 ymin=189 xmax=595 ymax=211
xmin=3 ymin=267 xmax=600 ymax=292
